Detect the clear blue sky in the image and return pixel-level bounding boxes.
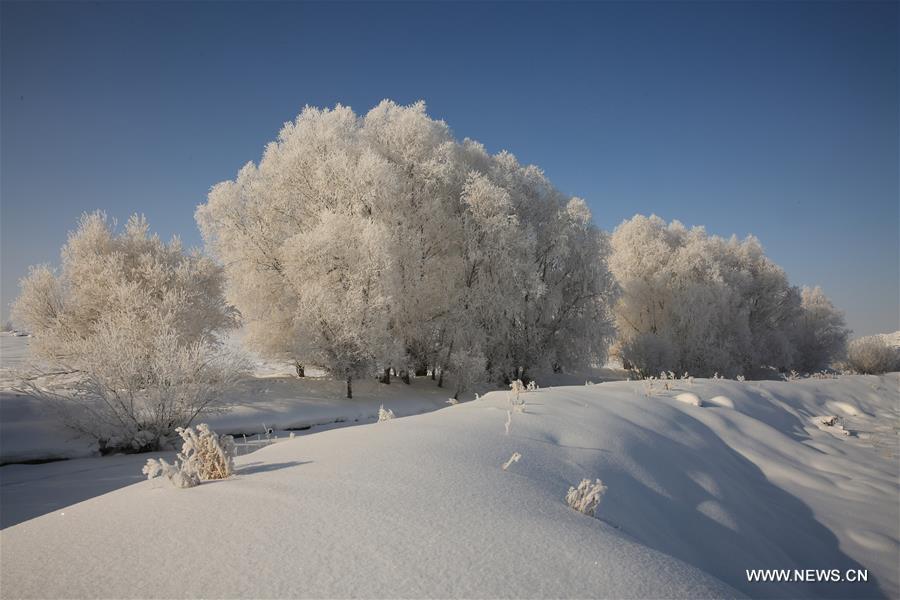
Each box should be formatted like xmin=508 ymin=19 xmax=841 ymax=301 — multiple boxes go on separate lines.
xmin=2 ymin=1 xmax=897 ymax=336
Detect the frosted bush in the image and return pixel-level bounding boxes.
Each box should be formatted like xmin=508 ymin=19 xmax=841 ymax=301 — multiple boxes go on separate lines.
xmin=142 ymin=424 xmax=234 ymax=488
xmin=848 ymin=337 xmax=898 ymax=374
xmin=566 ymin=478 xmax=607 ymax=517
xmin=143 ymin=457 xmax=199 ymax=489
xmin=509 ymin=394 xmax=526 ymax=414
xmin=811 ymin=371 xmax=837 ymax=379
xmin=378 ymin=405 xmax=395 ymax=422
xmin=12 ymin=212 xmax=243 ymax=452
xmin=526 ymin=380 xmax=538 ymax=391
xmin=177 ymin=424 xmax=235 ymax=481
xmin=620 ymin=333 xmax=675 ymax=379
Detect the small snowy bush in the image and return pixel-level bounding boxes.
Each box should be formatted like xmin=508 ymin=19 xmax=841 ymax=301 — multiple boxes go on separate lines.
xmin=142 ymin=424 xmax=235 ymax=488
xmin=566 ymin=478 xmax=607 ymax=517
xmin=142 ymin=457 xmax=199 ymax=489
xmin=847 ymin=337 xmax=898 ymax=374
xmin=378 ymin=404 xmax=395 ymax=422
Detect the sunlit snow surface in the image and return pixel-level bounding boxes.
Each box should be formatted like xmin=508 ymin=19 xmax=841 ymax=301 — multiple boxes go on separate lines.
xmin=1 ymin=370 xmax=897 ymax=598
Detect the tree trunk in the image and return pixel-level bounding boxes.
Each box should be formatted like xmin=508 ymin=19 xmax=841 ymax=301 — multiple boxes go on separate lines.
xmin=346 ymin=376 xmax=353 ymax=399
xmin=400 ymin=369 xmax=411 ymax=385
xmin=430 ymin=366 xmax=436 ymax=381
xmin=295 ymin=361 xmax=305 ymax=378
xmin=380 ymin=367 xmax=391 ymax=384
xmin=437 ymin=367 xmax=444 ymax=388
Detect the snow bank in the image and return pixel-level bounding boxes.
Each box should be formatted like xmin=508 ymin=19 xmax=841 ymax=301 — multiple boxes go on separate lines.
xmin=1 ymin=375 xmax=897 ymax=598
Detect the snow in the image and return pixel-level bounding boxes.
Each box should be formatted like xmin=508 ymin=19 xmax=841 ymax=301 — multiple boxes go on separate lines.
xmin=1 ymin=374 xmax=897 ymax=598
xmin=0 ymin=335 xmax=466 ymax=464
xmin=674 ymin=391 xmax=702 ymax=407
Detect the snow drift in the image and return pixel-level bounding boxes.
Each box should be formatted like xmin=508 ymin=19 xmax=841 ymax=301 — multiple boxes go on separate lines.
xmin=1 ymin=375 xmax=897 ymax=598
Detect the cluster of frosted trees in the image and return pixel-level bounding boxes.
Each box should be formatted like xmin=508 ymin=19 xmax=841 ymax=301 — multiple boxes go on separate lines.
xmin=13 ymin=101 xmax=856 ymax=438
xmin=196 ymin=101 xmax=616 ymax=397
xmin=609 ymin=215 xmax=848 ymax=377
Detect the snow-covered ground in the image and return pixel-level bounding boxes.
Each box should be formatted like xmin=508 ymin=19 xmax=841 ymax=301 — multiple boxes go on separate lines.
xmin=0 ymin=334 xmax=622 ymax=527
xmin=1 ymin=373 xmax=897 ymax=598
xmin=0 ymin=334 xmax=479 ymax=465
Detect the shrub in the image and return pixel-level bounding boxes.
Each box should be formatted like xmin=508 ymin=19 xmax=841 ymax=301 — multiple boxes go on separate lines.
xmin=847 ymin=337 xmax=898 ymax=374
xmin=378 ymin=405 xmax=395 ymax=422
xmin=621 ymin=333 xmax=675 ymax=379
xmin=143 ymin=424 xmax=236 ymax=488
xmin=12 ymin=213 xmax=243 ymax=452
xmin=566 ymin=478 xmax=607 ymax=516
xmin=21 ymin=316 xmax=245 ymax=453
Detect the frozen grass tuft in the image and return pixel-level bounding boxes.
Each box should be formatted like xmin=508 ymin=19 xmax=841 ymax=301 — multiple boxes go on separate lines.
xmin=566 ymin=478 xmax=607 ymax=517
xmin=142 ymin=423 xmax=235 ymax=489
xmin=378 ymin=404 xmax=395 ymax=422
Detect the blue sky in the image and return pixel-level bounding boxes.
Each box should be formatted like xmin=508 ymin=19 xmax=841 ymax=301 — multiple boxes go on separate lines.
xmin=2 ymin=1 xmax=897 ymax=336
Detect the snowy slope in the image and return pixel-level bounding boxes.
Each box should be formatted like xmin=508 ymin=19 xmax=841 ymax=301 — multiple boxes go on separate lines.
xmin=1 ymin=375 xmax=896 ymax=598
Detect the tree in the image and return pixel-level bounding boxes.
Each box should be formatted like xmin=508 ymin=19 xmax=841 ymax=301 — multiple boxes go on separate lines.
xmin=847 ymin=336 xmax=898 ymax=374
xmin=609 ymin=214 xmax=844 ymax=377
xmin=197 ymin=100 xmax=616 ymax=391
xmin=791 ymin=286 xmax=849 ymax=372
xmin=12 ymin=212 xmax=242 ymax=452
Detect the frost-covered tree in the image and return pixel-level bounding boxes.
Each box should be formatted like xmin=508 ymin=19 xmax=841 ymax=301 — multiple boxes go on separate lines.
xmin=791 ymin=286 xmax=849 ymax=372
xmin=197 ymin=100 xmax=615 ymax=391
xmin=609 ymin=214 xmax=843 ymax=377
xmin=847 ymin=336 xmax=898 ymax=374
xmin=12 ymin=212 xmax=242 ymax=451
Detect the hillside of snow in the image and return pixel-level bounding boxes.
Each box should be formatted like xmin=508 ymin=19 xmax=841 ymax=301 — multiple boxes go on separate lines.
xmin=2 ymin=375 xmax=897 ymax=599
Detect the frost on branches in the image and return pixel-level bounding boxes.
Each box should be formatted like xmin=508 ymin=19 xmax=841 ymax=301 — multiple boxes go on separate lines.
xmin=609 ymin=215 xmax=848 ymax=378
xmin=143 ymin=424 xmax=236 ymax=489
xmin=847 ymin=336 xmax=899 ymax=374
xmin=566 ymin=478 xmax=607 ymax=517
xmin=196 ymin=100 xmax=616 ymax=396
xmin=12 ymin=213 xmax=245 ymax=452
